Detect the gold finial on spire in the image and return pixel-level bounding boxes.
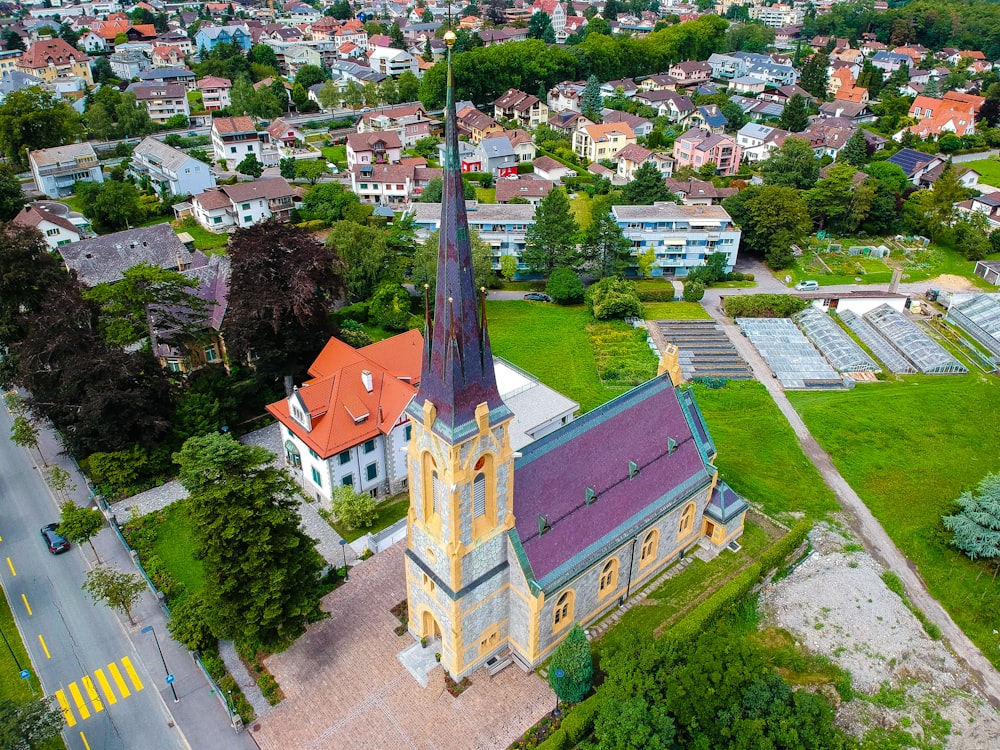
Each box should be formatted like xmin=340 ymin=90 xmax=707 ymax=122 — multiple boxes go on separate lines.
xmin=444 ymin=31 xmax=457 ymax=48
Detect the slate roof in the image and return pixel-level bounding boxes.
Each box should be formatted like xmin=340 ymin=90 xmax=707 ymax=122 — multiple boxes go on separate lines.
xmin=0 ymin=70 xmax=43 ymax=96
xmin=59 ymin=223 xmax=200 ymax=287
xmin=512 ymin=377 xmax=716 ymax=590
xmin=705 ymin=481 xmax=748 ymax=524
xmin=150 ymin=253 xmax=230 ymax=357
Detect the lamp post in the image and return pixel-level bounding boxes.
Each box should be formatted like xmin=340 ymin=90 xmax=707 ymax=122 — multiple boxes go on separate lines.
xmin=340 ymin=538 xmax=349 ymax=581
xmin=552 ymin=668 xmax=564 ymax=717
xmin=141 ymin=625 xmax=179 ymax=703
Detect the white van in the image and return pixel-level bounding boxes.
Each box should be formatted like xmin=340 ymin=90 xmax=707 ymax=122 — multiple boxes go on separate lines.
xmin=795 ymin=280 xmax=819 ymax=291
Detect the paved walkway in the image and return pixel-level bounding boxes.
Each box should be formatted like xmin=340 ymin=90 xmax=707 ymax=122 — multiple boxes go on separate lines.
xmin=250 ymin=543 xmax=554 ymax=750
xmin=699 ymin=283 xmax=1000 ymax=709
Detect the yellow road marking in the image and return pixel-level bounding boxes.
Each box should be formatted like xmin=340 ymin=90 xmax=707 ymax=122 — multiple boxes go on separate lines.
xmin=94 ymin=669 xmax=117 ymax=705
xmin=107 ymin=663 xmax=130 ymax=698
xmin=121 ymin=656 xmax=143 ymax=692
xmin=80 ymin=732 xmax=92 ymax=750
xmin=38 ymin=634 xmax=50 ymax=659
xmin=81 ymin=676 xmax=103 ymax=713
xmin=54 ymin=689 xmax=76 ymax=727
xmin=68 ymin=682 xmax=90 ymax=720
xmin=21 ymin=594 xmax=31 ymax=615
xmin=6 ymin=557 xmax=14 ymax=576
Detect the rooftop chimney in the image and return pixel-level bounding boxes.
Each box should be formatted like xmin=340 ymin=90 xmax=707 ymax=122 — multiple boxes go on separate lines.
xmin=361 ymin=370 xmax=373 ymax=393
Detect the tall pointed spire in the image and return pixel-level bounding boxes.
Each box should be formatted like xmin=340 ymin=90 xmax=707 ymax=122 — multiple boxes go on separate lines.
xmin=411 ymin=30 xmax=509 ymax=440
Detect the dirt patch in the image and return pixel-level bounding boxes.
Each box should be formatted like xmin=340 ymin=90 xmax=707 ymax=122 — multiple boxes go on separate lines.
xmin=759 ymin=521 xmax=1000 ymax=748
xmin=926 ymin=274 xmax=979 ymax=292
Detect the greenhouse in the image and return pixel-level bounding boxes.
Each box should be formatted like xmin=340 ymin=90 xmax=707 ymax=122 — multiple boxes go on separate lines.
xmin=947 ymin=294 xmax=1000 ymax=361
xmin=838 ymin=310 xmax=916 ymax=374
xmin=793 ymin=306 xmax=879 ymax=373
xmin=737 ymin=317 xmax=843 ymax=389
xmin=863 ymin=304 xmax=967 ymax=375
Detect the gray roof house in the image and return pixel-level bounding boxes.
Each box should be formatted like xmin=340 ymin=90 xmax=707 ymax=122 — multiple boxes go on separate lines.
xmin=129 ymin=137 xmax=216 ymax=197
xmin=473 ymin=136 xmax=518 ymax=177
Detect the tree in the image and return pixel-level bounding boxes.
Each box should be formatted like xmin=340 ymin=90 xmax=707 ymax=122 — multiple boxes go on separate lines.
xmin=294 ymin=159 xmax=329 ymax=184
xmin=683 ymin=280 xmax=705 ymax=302
xmin=499 ymin=254 xmax=518 ymax=282
xmin=419 ymin=176 xmax=475 ymax=203
xmin=316 ymin=80 xmax=341 ymax=111
xmin=581 ymin=202 xmax=632 ymax=278
xmin=291 ymin=82 xmax=309 ymax=110
xmin=804 ymin=163 xmax=870 ymax=234
xmin=327 ymin=221 xmax=401 ymax=301
xmin=83 ymin=566 xmax=146 ymax=625
xmin=411 ymin=228 xmax=494 ymax=298
xmin=368 ymin=282 xmax=413 ymax=330
xmin=331 ymin=483 xmax=378 ymax=529
xmin=58 ymin=502 xmax=105 ymax=562
xmin=0 ymin=166 xmax=25 ymax=221
xmin=299 ymin=181 xmax=363 ymax=224
xmin=0 ymin=698 xmax=64 ymax=750
xmin=723 ymin=185 xmax=812 ymax=270
xmin=587 ymin=276 xmax=642 ymax=320
xmin=522 ymin=188 xmax=579 ymax=274
xmin=46 ymin=466 xmax=77 ymax=503
xmin=582 ymin=74 xmax=603 ymax=120
xmin=249 ymin=44 xmax=279 ymax=71
xmin=389 ymin=22 xmax=406 ymax=49
xmin=799 ymin=52 xmax=829 ymax=99
xmin=9 ymin=414 xmax=43 ymax=466
xmin=381 ymin=76 xmax=399 ymax=105
xmin=620 ymin=161 xmax=675 ymax=205
xmin=528 ymin=11 xmax=556 ymax=44
xmin=778 ymin=93 xmax=808 ymax=132
xmin=175 ymin=433 xmax=326 ymax=646
xmin=0 ymin=222 xmax=67 ymax=351
xmin=953 ymin=213 xmax=993 ymax=261
xmin=838 ymin=130 xmax=869 ymax=167
xmin=225 ymin=222 xmax=345 ymax=382
xmin=343 ymin=80 xmax=363 ymax=110
xmin=943 ymin=473 xmax=1000 ymax=579
xmin=593 ymin=696 xmax=675 ymax=750
xmin=398 ymin=71 xmax=420 ymax=104
xmin=548 ymin=624 xmax=593 ymax=703
xmin=279 ymin=157 xmax=297 ymax=179
xmin=760 ymin=137 xmax=820 ymax=190
xmin=295 ymin=65 xmax=328 ymax=90
xmin=0 ymin=88 xmax=83 ymax=167
xmin=236 ymin=153 xmax=264 ymax=177
xmin=422 ymin=39 xmax=434 ymax=63
xmin=546 ymin=267 xmax=585 ymax=304
xmin=637 ymin=248 xmax=656 ymax=279
xmin=74 ymin=180 xmax=142 ymax=232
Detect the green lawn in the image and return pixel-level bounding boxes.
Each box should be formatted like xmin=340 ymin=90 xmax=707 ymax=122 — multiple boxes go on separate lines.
xmin=643 ymin=301 xmax=710 ymax=320
xmin=474 ymin=187 xmax=496 ymax=204
xmin=962 ymin=158 xmax=1000 ymax=188
xmin=175 ymin=221 xmax=229 ymax=252
xmin=149 ymin=503 xmax=205 ymax=599
xmin=586 ymin=320 xmax=657 ymax=386
xmin=569 ymin=193 xmax=594 ymax=230
xmin=788 ymin=375 xmax=1000 ymax=669
xmin=487 ymin=301 xmax=622 ymax=412
xmin=695 ymin=380 xmax=840 ymax=522
xmin=328 ymin=494 xmax=411 ymax=543
xmin=320 ymin=145 xmax=347 ymax=169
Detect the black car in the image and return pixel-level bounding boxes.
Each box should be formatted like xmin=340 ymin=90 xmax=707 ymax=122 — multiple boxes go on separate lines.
xmin=524 ymin=293 xmax=551 ymax=302
xmin=40 ymin=524 xmax=70 ymax=555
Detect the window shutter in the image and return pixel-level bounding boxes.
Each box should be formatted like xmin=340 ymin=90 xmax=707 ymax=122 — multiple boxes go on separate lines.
xmin=473 ymin=473 xmax=486 ymax=518
xmin=432 ymin=473 xmax=447 ymax=515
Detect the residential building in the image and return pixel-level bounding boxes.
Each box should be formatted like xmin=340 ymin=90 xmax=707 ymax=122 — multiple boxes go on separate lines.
xmin=639 ymin=74 xmax=679 ymax=92
xmin=0 ymin=70 xmax=43 ymax=103
xmin=79 ymin=31 xmax=109 ymax=53
xmin=136 ymin=67 xmax=196 ymax=89
xmin=532 ymin=155 xmax=575 ymax=182
xmin=750 ymin=2 xmax=803 ymax=27
xmin=493 ymin=88 xmax=549 ymax=129
xmin=728 ymin=75 xmax=767 ymax=95
xmin=28 ymin=143 xmax=103 ymax=199
xmin=129 ymin=137 xmax=215 ymax=197
xmin=191 ymin=177 xmax=297 ymax=231
xmin=602 ymin=109 xmax=654 ymax=138
xmin=194 ymin=25 xmax=252 ymax=53
xmin=456 ymin=106 xmax=503 ymax=144
xmin=58 ymin=223 xmax=197 ymax=287
xmin=665 ymin=178 xmax=738 ymax=206
xmin=547 ymin=80 xmax=585 ymax=112
xmin=672 ymin=128 xmax=742 ymax=177
xmin=356 ymin=104 xmax=434 ymax=148
xmin=126 ymin=83 xmax=190 ymax=124
xmin=410 ymin=200 xmax=535 ymax=271
xmin=817 ymin=99 xmax=876 ymax=123
xmin=197 ymin=76 xmax=232 ymax=111
xmin=211 ymin=116 xmax=269 ymax=170
xmin=505 ymin=129 xmax=536 ymax=163
xmin=615 ymin=144 xmax=674 ymax=182
xmin=600 ymin=78 xmax=640 ymax=99
xmin=470 ymin=136 xmax=519 ymax=178
xmin=572 ymin=122 xmax=637 ymax=162
xmin=10 ymin=203 xmax=84 ymax=248
xmin=369 ymin=46 xmax=418 ymax=76
xmin=801 ymin=118 xmax=857 ymax=158
xmin=495 ymin=178 xmax=555 ymax=205
xmin=109 ymin=49 xmax=152 ymax=79
xmin=328 ymin=59 xmax=386 ymax=87
xmin=151 ymin=45 xmax=185 ymax=68
xmin=346 ymin=131 xmax=403 ymax=168
xmin=668 ymin=60 xmax=712 ymax=85
xmin=155 ymin=30 xmax=194 ymax=56
xmin=871 ymin=51 xmax=913 ymax=73
xmin=350 ymin=162 xmax=440 ymax=205
xmin=17 ymin=38 xmax=92 ymax=84
xmin=736 ymin=123 xmax=788 ymax=162
xmin=635 ymin=89 xmax=694 ymax=123
xmin=612 ymin=202 xmax=742 ymax=277
xmin=690 ymin=104 xmax=727 ymax=134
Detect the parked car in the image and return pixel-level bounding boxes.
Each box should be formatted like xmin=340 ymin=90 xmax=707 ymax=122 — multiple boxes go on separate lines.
xmin=795 ymin=280 xmax=819 ymax=291
xmin=524 ymin=292 xmax=551 ymax=302
xmin=40 ymin=523 xmax=70 ymax=555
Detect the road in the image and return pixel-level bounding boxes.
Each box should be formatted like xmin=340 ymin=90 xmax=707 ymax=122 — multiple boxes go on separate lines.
xmin=0 ymin=408 xmax=188 ymax=749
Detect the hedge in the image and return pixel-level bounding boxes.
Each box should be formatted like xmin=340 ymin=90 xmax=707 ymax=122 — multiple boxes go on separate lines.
xmin=637 ymin=289 xmax=677 ymax=302
xmin=722 ymin=294 xmax=810 ymax=319
xmin=517 ymin=162 xmax=535 ymax=174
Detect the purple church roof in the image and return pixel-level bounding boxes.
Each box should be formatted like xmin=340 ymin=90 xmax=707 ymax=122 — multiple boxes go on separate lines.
xmin=512 ymin=376 xmax=715 ymax=590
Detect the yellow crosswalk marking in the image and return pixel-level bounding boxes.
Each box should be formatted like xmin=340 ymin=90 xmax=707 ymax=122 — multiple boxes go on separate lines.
xmin=121 ymin=656 xmax=143 ymax=692
xmin=107 ymin=663 xmax=130 ymax=698
xmin=94 ymin=669 xmax=117 ymax=705
xmin=81 ymin=676 xmax=104 ymax=713
xmin=54 ymin=690 xmax=76 ymax=728
xmin=68 ymin=682 xmax=90 ymax=720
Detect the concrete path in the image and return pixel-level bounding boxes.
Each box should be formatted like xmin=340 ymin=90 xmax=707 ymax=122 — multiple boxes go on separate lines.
xmin=699 ymin=286 xmax=1000 ymax=709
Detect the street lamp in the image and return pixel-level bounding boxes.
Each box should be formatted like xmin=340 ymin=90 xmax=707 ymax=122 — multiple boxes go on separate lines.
xmin=552 ymin=668 xmax=564 ymax=717
xmin=340 ymin=538 xmax=349 ymax=581
xmin=141 ymin=625 xmax=179 ymax=703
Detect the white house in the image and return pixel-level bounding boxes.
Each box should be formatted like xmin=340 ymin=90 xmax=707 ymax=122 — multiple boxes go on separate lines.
xmin=130 ymin=137 xmax=215 ymax=197
xmin=211 ymin=116 xmax=270 ymax=170
xmin=10 ymin=203 xmax=85 ymax=248
xmin=191 ymin=177 xmax=297 ymax=231
xmin=369 ymin=46 xmax=418 ymax=77
xmin=28 ymin=143 xmax=103 ymax=199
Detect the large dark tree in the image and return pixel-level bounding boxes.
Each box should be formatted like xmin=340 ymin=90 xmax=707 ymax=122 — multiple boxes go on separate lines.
xmin=722 ymin=185 xmax=812 ymax=270
xmin=581 ymin=201 xmax=633 ymax=278
xmin=0 ymin=166 xmax=25 ymax=221
xmin=760 ymin=137 xmax=820 ymax=190
xmin=0 ymin=88 xmax=83 ymax=167
xmin=522 ymin=187 xmax=580 ymax=274
xmin=175 ymin=433 xmax=326 ymax=647
xmin=0 ymin=222 xmax=67 ymax=354
xmin=778 ymin=93 xmax=808 ymax=132
xmin=224 ymin=221 xmax=345 ymax=383
xmin=620 ymin=161 xmax=676 ymax=205
xmin=14 ymin=280 xmax=173 ymax=456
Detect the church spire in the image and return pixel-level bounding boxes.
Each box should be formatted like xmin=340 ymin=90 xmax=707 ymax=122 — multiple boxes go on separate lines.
xmin=412 ymin=30 xmax=509 ymax=440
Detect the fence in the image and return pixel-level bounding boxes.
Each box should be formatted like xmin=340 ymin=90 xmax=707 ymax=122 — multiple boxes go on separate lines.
xmin=351 ymin=518 xmax=408 ymax=556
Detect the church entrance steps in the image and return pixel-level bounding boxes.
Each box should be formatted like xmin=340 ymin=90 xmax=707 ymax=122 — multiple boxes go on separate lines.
xmin=486 ymin=651 xmax=514 ymax=677
xmin=397 ymin=637 xmax=442 ymax=687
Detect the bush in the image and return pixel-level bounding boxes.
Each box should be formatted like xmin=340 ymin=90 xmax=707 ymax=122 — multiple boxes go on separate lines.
xmin=560 ymin=692 xmax=604 ymax=743
xmin=87 ymin=445 xmax=170 ymax=499
xmin=167 ymin=590 xmax=217 ymax=652
xmin=333 ymin=300 xmax=370 ymax=324
xmin=546 ymin=267 xmax=585 ymax=304
xmin=368 ymin=282 xmax=413 ymax=331
xmin=636 ymin=288 xmax=676 ymax=302
xmin=331 ymin=485 xmax=378 ymax=529
xmin=586 ymin=277 xmax=642 ymax=320
xmin=517 ymin=162 xmax=535 ymax=174
xmin=722 ymin=294 xmax=809 ymax=319
xmin=682 ymin=280 xmax=705 ymax=302
xmin=548 ymin=624 xmax=593 ymax=702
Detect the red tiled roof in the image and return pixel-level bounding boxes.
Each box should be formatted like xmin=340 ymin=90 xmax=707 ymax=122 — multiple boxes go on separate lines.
xmin=212 ymin=116 xmax=256 ymax=134
xmin=20 ymin=38 xmax=89 ymax=68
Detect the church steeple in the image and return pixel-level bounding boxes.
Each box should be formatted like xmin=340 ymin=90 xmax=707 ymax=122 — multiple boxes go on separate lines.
xmin=412 ymin=31 xmax=509 ymax=439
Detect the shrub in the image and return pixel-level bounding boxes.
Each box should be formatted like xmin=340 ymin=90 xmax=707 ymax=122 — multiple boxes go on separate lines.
xmin=636 ymin=288 xmax=676 ymax=302
xmin=586 ymin=277 xmax=642 ymax=320
xmin=548 ymin=624 xmax=593 ymax=702
xmin=517 ymin=162 xmax=535 ymax=174
xmin=722 ymin=294 xmax=809 ymax=319
xmin=368 ymin=282 xmax=413 ymax=331
xmin=167 ymin=590 xmax=217 ymax=652
xmin=546 ymin=267 xmax=585 ymax=304
xmin=682 ymin=280 xmax=705 ymax=302
xmin=560 ymin=692 xmax=604 ymax=743
xmin=87 ymin=445 xmax=170 ymax=499
xmin=333 ymin=300 xmax=370 ymax=324
xmin=336 ymin=319 xmax=371 ymax=348
xmin=331 ymin=485 xmax=378 ymax=529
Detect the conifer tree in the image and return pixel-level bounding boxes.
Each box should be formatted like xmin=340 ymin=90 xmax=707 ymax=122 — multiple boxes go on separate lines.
xmin=838 ymin=130 xmax=868 ymax=167
xmin=583 ymin=74 xmax=603 ymax=120
xmin=799 ymin=52 xmax=829 ymax=99
xmin=620 ymin=161 xmax=675 ymax=205
xmin=522 ymin=188 xmax=579 ymax=274
xmin=778 ymin=93 xmax=808 ymax=132
xmin=548 ymin=624 xmax=593 ymax=703
xmin=943 ymin=473 xmax=1000 ymax=579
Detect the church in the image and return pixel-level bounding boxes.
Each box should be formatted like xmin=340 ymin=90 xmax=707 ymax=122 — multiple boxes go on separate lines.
xmin=401 ymin=32 xmax=749 ymax=680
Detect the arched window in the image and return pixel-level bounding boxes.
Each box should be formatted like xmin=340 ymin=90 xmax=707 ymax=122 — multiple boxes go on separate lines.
xmin=471 ymin=454 xmax=496 ymax=537
xmin=553 ymin=590 xmax=574 ymax=631
xmin=599 ymin=558 xmax=618 ymax=597
xmin=421 ymin=453 xmax=440 ymax=532
xmin=640 ymin=529 xmax=659 ymax=567
xmin=473 ymin=472 xmax=486 ymax=518
xmin=678 ymin=502 xmax=696 ymax=539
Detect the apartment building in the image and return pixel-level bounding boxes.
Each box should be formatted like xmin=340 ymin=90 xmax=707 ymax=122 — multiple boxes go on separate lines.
xmin=572 ymin=122 xmax=637 ymax=162
xmin=672 ymin=128 xmax=742 ymax=177
xmin=127 ymin=83 xmax=190 ymax=124
xmin=211 ymin=116 xmax=270 ymax=170
xmin=130 ymin=137 xmax=215 ymax=197
xmin=29 ymin=143 xmax=103 ymax=199
xmin=197 ymin=76 xmax=232 ymax=111
xmin=410 ymin=200 xmax=536 ymax=271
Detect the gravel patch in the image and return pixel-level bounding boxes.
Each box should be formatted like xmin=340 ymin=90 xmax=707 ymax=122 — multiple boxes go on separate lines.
xmin=759 ymin=521 xmax=1000 ymax=748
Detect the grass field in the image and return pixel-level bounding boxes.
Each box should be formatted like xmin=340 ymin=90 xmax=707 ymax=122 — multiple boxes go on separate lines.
xmin=474 ymin=187 xmax=496 ymax=204
xmin=327 ymin=494 xmax=411 ymax=543
xmin=174 ymin=221 xmax=229 ymax=252
xmin=643 ymin=301 xmax=711 ymax=320
xmin=962 ymin=158 xmax=1000 ymax=188
xmin=320 ymin=145 xmax=347 ymax=169
xmin=695 ymin=380 xmax=840 ymax=522
xmin=149 ymin=503 xmax=205 ymax=599
xmin=788 ymin=375 xmax=1000 ymax=669
xmin=569 ymin=193 xmax=594 ymax=230
xmin=585 ymin=321 xmax=657 ymax=386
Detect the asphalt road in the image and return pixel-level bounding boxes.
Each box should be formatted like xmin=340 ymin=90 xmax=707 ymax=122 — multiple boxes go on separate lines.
xmin=0 ymin=407 xmax=188 ymax=750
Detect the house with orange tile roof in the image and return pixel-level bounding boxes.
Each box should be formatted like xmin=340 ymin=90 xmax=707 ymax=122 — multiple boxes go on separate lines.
xmin=827 ymin=67 xmax=854 ymax=98
xmin=837 ymin=86 xmax=869 ymax=105
xmin=572 ymin=122 xmax=636 ymax=162
xmin=17 ymin=38 xmax=92 ymax=84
